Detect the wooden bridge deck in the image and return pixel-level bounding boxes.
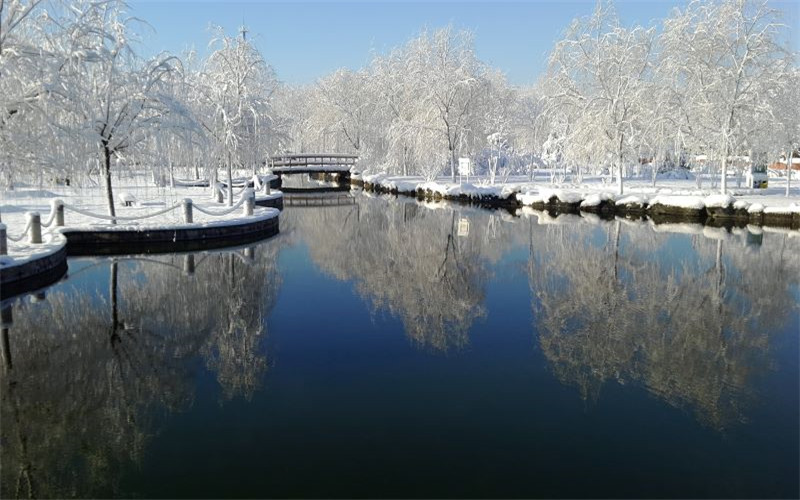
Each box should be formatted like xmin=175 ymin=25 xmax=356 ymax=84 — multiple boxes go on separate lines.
xmin=268 ymin=153 xmax=358 ymax=174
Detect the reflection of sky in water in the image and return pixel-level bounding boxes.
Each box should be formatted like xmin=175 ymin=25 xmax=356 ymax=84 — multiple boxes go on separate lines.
xmin=1 ymin=194 xmax=798 ymax=499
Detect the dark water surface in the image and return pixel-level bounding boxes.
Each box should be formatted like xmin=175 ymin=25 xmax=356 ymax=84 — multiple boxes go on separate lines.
xmin=1 ymin=193 xmax=798 ymax=499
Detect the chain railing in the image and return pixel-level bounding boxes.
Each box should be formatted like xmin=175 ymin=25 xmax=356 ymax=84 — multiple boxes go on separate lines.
xmin=0 ymin=189 xmax=259 ymax=257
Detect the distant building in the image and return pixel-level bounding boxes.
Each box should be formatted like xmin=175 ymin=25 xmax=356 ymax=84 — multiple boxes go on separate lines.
xmin=769 ymin=152 xmax=800 ymax=171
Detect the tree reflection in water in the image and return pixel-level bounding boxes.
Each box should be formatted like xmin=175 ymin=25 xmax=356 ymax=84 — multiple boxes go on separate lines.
xmin=282 ymin=197 xmax=504 ymax=352
xmin=0 ymin=195 xmax=797 ymax=498
xmin=287 ymin=195 xmax=797 ymax=430
xmin=525 ymin=214 xmax=799 ymax=430
xmin=0 ymin=241 xmax=283 ymax=498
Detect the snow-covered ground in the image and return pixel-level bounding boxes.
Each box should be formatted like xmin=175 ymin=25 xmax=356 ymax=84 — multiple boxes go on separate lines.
xmin=356 ymin=172 xmax=800 ymax=214
xmin=1 ymin=181 xmax=281 ymax=264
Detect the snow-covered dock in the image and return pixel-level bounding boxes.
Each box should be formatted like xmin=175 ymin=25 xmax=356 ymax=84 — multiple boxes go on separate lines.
xmin=1 ymin=188 xmax=282 ymax=298
xmin=0 ymin=225 xmax=68 ymax=299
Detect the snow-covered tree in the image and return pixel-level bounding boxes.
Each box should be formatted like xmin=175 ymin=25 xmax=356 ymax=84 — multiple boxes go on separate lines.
xmin=43 ymin=0 xmax=195 ymax=217
xmin=196 ymin=26 xmax=277 ymax=204
xmin=411 ymin=26 xmax=485 ymax=181
xmin=544 ymin=1 xmax=655 ymax=195
xmin=766 ymin=67 xmax=799 ymax=196
xmin=661 ymin=0 xmax=791 ymax=193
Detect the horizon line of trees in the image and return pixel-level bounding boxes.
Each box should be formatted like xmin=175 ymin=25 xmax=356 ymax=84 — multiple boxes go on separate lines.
xmin=2 ymin=0 xmax=798 ymax=217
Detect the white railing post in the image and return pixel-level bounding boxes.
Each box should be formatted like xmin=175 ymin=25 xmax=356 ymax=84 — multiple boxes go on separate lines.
xmin=265 ymin=177 xmax=271 ymax=195
xmin=182 ymin=198 xmax=193 ymax=223
xmin=53 ymin=199 xmax=65 ymax=227
xmin=243 ymin=188 xmax=254 ymax=216
xmin=27 ymin=212 xmax=41 ymax=244
xmin=0 ymin=223 xmax=7 ymax=255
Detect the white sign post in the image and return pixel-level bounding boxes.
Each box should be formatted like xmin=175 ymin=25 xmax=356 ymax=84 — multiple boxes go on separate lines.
xmin=458 ymin=157 xmax=471 ymax=184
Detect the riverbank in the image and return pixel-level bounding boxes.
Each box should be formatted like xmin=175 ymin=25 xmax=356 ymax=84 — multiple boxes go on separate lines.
xmin=353 ymin=173 xmax=800 ymax=228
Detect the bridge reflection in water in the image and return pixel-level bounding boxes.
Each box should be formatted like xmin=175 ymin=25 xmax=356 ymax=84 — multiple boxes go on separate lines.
xmin=284 ymin=193 xmax=356 ymax=207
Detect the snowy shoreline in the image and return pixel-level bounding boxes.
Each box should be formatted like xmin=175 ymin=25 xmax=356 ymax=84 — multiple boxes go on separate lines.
xmin=353 ymin=173 xmax=800 ymax=228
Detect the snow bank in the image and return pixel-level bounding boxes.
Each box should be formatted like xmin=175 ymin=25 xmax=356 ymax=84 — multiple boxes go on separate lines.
xmin=361 ymin=173 xmax=422 ymax=193
xmin=616 ymin=195 xmax=647 ymax=206
xmin=538 ymin=187 xmax=583 ymax=204
xmin=649 ymin=195 xmax=705 ymax=210
xmin=733 ymin=200 xmax=750 ymax=210
xmin=363 ymin=174 xmax=522 ymax=200
xmin=580 ymin=192 xmax=614 ymax=208
xmin=517 ymin=191 xmax=547 ymax=205
xmin=703 ymin=194 xmax=735 ymax=208
xmin=518 ymin=187 xmax=582 ymax=205
xmin=763 ymin=203 xmax=800 ymax=215
xmin=418 ymin=181 xmax=519 ymax=199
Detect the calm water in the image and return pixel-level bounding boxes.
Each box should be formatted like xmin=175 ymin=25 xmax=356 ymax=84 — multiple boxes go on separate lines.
xmin=1 ymin=192 xmax=798 ymax=499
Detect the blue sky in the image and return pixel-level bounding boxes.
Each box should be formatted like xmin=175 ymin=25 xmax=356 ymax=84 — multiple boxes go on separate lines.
xmin=129 ymin=0 xmax=799 ymax=86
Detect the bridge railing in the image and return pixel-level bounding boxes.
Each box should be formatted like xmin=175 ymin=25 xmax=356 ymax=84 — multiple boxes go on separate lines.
xmin=268 ymin=154 xmax=358 ymax=169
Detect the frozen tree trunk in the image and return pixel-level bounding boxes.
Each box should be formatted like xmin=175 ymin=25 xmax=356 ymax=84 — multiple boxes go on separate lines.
xmin=450 ymin=150 xmax=457 ymax=183
xmin=787 ymin=147 xmax=792 ymax=198
xmin=616 ymin=134 xmax=625 ymax=195
xmin=227 ymin=152 xmax=234 ymax=207
xmin=720 ymin=147 xmax=729 ymax=194
xmin=102 ymin=146 xmax=116 ymax=223
xmin=651 ymin=158 xmax=658 ymax=188
xmin=210 ymin=168 xmax=218 ymax=198
xmin=652 ymin=145 xmax=662 ymax=188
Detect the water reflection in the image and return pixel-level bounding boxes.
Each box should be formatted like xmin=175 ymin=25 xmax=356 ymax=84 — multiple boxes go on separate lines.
xmin=286 ymin=195 xmax=798 ymax=427
xmin=0 ymin=193 xmax=798 ymax=498
xmin=525 ymin=216 xmax=799 ymax=429
xmin=0 ymin=242 xmax=283 ymax=498
xmin=283 ymin=196 xmax=503 ymax=352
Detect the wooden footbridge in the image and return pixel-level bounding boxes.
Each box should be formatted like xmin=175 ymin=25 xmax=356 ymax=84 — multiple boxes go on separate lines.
xmin=268 ymin=153 xmax=358 ymax=175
